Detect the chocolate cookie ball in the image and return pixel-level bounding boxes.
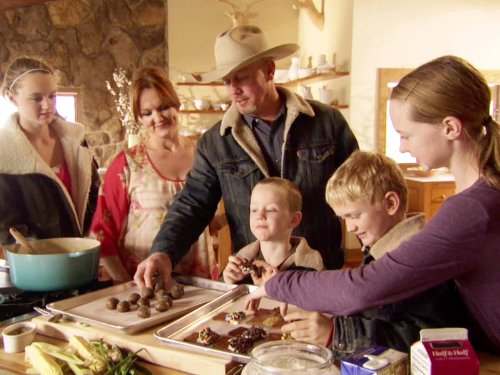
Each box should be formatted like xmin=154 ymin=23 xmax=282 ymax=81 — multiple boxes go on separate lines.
xmin=128 ymin=292 xmax=140 ymax=304
xmin=155 ymin=289 xmax=168 ymax=300
xmin=117 ymin=301 xmax=131 ymax=312
xmin=141 ymin=286 xmax=154 ymax=299
xmin=169 ymin=284 xmax=184 ymax=299
xmin=106 ymin=297 xmax=119 ymax=310
xmin=138 ymin=296 xmax=150 ymax=307
xmin=155 ymin=299 xmax=170 ymax=312
xmin=137 ymin=305 xmax=151 ymax=318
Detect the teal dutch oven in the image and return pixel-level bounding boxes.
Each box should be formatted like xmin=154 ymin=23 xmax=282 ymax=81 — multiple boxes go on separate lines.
xmin=5 ymin=238 xmax=100 ymax=291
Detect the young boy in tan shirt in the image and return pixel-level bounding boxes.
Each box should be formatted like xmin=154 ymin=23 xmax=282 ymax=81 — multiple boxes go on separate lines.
xmin=223 ymin=177 xmax=323 ymax=285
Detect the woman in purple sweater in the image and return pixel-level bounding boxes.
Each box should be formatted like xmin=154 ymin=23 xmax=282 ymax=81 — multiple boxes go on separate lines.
xmin=247 ymin=55 xmax=500 ymax=354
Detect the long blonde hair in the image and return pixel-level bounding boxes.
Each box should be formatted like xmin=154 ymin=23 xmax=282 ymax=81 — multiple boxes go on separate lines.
xmin=391 ymin=55 xmax=500 ymax=189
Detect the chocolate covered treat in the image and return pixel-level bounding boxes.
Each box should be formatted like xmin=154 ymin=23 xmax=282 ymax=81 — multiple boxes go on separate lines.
xmin=106 ymin=297 xmax=119 ymax=310
xmin=225 ymin=311 xmax=246 ymax=325
xmin=137 ymin=305 xmax=151 ymax=318
xmin=227 ymin=336 xmax=253 ymax=354
xmin=141 ymin=286 xmax=154 ymax=299
xmin=239 ymin=259 xmax=261 ymax=277
xmin=155 ymin=299 xmax=170 ymax=312
xmin=128 ymin=292 xmax=140 ymax=304
xmin=247 ymin=307 xmax=285 ymax=328
xmin=169 ymin=284 xmax=185 ymax=299
xmin=241 ymin=326 xmax=267 ymax=342
xmin=116 ymin=300 xmax=131 ymax=312
xmin=197 ymin=327 xmax=221 ymax=346
xmin=155 ymin=289 xmax=168 ymax=300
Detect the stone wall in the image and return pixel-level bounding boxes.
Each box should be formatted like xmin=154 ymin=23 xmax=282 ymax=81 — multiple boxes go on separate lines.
xmin=0 ymin=0 xmax=168 ymax=166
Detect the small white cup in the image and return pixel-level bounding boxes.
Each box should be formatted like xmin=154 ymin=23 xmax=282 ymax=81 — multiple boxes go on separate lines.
xmin=2 ymin=321 xmax=37 ymax=353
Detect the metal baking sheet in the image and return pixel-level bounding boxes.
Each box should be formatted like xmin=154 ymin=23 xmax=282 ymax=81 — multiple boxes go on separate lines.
xmin=154 ymin=284 xmax=299 ymax=363
xmin=46 ymin=276 xmax=234 ymax=334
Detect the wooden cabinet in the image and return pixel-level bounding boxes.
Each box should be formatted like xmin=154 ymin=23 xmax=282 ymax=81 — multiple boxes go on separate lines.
xmin=405 ymin=176 xmax=456 ymax=221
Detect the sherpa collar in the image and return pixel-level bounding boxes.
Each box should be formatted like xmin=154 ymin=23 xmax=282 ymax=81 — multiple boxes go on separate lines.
xmin=236 ymin=236 xmax=324 ymax=271
xmin=219 ymin=87 xmax=315 ymax=177
xmin=0 ymin=113 xmax=94 ymax=232
xmin=368 ymin=213 xmax=426 ymax=260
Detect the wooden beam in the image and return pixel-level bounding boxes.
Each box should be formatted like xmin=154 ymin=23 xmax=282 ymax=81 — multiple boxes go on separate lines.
xmin=0 ymin=0 xmax=51 ymax=11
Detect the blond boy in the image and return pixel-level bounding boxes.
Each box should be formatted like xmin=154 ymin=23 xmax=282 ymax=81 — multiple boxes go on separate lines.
xmin=223 ymin=177 xmax=323 ymax=285
xmin=280 ymin=151 xmax=465 ymax=357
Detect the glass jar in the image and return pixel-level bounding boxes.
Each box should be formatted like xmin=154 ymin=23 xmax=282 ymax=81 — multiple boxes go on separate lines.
xmin=243 ymin=341 xmax=340 ymax=375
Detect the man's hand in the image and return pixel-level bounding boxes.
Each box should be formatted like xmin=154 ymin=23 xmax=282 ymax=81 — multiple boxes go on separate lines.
xmin=281 ymin=311 xmax=334 ymax=346
xmin=134 ymin=252 xmax=173 ymax=290
xmin=222 ymin=255 xmax=247 ymax=284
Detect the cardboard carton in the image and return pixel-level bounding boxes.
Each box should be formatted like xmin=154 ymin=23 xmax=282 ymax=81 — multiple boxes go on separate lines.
xmin=410 ymin=328 xmax=479 ymax=374
xmin=340 ymin=346 xmax=408 ymax=375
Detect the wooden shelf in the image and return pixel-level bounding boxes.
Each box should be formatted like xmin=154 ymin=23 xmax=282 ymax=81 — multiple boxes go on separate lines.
xmin=332 ymin=104 xmax=349 ymax=110
xmin=177 ymin=81 xmax=223 ymax=87
xmin=280 ymin=71 xmax=349 ymax=87
xmin=180 ymin=105 xmax=347 ymax=114
xmin=180 ymin=109 xmax=226 ymax=114
xmin=176 ymin=71 xmax=349 ymax=88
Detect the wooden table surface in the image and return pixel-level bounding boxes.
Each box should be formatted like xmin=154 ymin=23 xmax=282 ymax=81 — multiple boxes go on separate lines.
xmin=0 ymin=333 xmax=188 ymax=374
xmin=2 ymin=332 xmax=499 ymax=374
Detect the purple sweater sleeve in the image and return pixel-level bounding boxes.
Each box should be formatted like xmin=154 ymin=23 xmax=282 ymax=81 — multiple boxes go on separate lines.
xmin=265 ymin=187 xmax=490 ymax=317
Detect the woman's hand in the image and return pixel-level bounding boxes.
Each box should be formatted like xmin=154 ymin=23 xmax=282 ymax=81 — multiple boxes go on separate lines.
xmin=134 ymin=252 xmax=172 ymax=290
xmin=222 ymin=256 xmax=247 ymax=284
xmin=244 ymin=284 xmax=269 ymax=311
xmin=281 ymin=311 xmax=334 ymax=346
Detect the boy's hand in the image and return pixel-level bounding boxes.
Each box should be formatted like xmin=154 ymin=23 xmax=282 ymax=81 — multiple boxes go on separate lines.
xmin=250 ymin=260 xmax=278 ymax=286
xmin=281 ymin=311 xmax=334 ymax=346
xmin=222 ymin=256 xmax=247 ymax=284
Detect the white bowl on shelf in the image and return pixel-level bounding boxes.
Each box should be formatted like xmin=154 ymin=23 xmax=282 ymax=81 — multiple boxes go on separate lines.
xmin=274 ymin=69 xmax=289 ymax=83
xmin=193 ymin=99 xmax=211 ymax=110
xmin=298 ymin=68 xmax=316 ymax=78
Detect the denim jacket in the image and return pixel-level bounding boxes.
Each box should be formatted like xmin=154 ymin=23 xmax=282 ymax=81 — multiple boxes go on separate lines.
xmin=151 ymin=87 xmax=359 ymax=270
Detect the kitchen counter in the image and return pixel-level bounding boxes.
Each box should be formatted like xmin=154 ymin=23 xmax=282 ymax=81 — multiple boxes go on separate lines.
xmin=1 ymin=321 xmax=499 ymax=374
xmin=0 ymin=315 xmax=243 ymax=374
xmin=0 ymin=332 xmax=188 ymax=374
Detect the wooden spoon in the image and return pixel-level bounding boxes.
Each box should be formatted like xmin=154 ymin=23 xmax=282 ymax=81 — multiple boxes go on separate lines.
xmin=9 ymin=228 xmax=36 ymax=255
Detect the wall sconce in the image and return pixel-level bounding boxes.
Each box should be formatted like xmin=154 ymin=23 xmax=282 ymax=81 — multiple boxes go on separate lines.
xmin=292 ymin=0 xmax=324 ymax=29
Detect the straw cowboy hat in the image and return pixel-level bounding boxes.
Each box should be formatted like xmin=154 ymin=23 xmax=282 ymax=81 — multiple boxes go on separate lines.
xmin=195 ymin=25 xmax=299 ymax=83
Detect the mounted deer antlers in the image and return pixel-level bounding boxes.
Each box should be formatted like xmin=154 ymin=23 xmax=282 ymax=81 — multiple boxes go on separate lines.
xmin=292 ymin=0 xmax=324 ymax=29
xmin=218 ymin=0 xmax=266 ymax=27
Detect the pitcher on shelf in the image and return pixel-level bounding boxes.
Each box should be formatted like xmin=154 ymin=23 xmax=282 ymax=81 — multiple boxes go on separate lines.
xmin=288 ymin=57 xmax=301 ymax=81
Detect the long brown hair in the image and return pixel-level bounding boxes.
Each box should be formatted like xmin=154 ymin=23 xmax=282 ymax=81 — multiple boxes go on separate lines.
xmin=129 ymin=66 xmax=180 ymax=122
xmin=391 ymin=55 xmax=500 ymax=189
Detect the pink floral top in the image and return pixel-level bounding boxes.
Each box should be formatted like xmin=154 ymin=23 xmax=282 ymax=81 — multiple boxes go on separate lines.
xmin=90 ymin=143 xmax=216 ymax=279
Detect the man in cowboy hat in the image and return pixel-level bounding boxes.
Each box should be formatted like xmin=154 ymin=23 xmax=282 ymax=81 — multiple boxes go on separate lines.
xmin=134 ymin=25 xmax=359 ymax=289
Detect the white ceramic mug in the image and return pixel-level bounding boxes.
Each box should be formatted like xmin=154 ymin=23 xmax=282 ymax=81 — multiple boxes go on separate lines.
xmin=318 ymin=86 xmax=333 ymax=105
